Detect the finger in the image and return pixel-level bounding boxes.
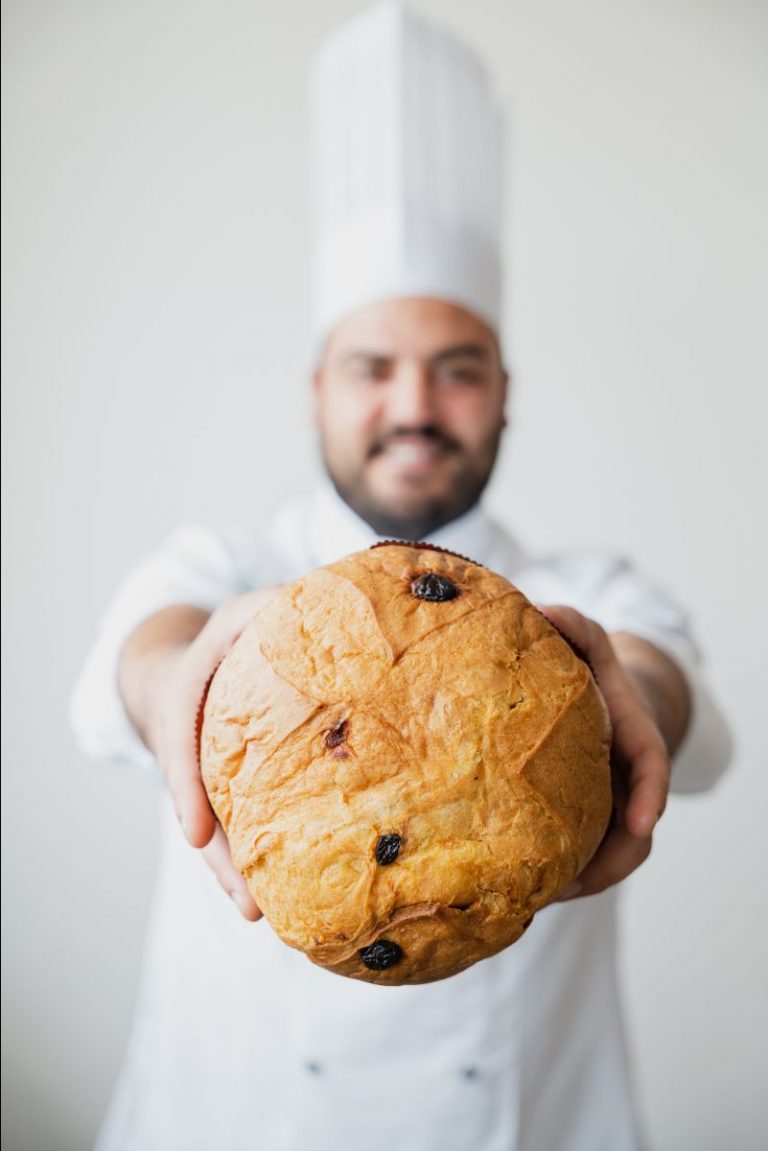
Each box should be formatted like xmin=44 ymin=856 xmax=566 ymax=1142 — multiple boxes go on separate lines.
xmin=202 ymin=824 xmax=263 ymax=922
xmin=216 ymin=587 xmax=281 ymax=653
xmin=163 ymin=611 xmax=254 ymax=845
xmin=535 ymin=605 xmax=614 ymax=681
xmin=620 ymin=732 xmax=670 ymax=838
xmin=164 ymin=589 xmax=280 ymax=847
xmin=164 ymin=646 xmax=235 ymax=847
xmin=606 ymin=690 xmax=670 ymax=838
xmin=558 ymin=823 xmax=653 ymax=900
xmin=163 ymin=667 xmax=218 ymax=849
xmin=537 ymin=604 xmax=670 ymax=838
xmin=536 ymin=605 xmax=631 ymax=726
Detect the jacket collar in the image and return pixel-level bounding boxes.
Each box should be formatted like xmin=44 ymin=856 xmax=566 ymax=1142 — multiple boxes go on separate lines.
xmin=305 ymin=481 xmax=523 ymax=574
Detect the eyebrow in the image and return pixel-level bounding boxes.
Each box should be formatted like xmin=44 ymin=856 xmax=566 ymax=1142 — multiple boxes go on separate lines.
xmin=339 ymin=351 xmax=391 ymax=367
xmin=429 ymin=343 xmax=491 ymax=366
xmin=338 ymin=343 xmax=491 ymax=367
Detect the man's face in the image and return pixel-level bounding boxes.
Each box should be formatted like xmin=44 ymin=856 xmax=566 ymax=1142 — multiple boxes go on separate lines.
xmin=313 ymin=297 xmax=508 ymax=540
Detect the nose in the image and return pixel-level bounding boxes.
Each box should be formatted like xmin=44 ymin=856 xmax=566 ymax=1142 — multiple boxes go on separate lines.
xmin=385 ymin=362 xmax=436 ymax=427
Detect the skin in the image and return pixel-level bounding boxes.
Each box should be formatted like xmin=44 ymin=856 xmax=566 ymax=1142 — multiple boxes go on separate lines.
xmin=312 ymin=298 xmax=508 ymax=541
xmin=118 ymin=296 xmax=691 ymax=918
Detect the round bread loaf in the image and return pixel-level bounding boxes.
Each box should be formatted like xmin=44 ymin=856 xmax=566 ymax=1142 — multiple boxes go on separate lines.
xmin=200 ymin=543 xmax=612 ymax=985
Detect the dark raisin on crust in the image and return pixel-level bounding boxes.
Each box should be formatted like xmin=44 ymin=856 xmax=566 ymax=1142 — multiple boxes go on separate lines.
xmin=324 ymin=719 xmax=348 ymax=750
xmin=375 ymin=834 xmax=401 ymax=865
xmin=411 ymin=572 xmax=459 ymax=602
xmin=359 ymin=940 xmax=403 ymax=970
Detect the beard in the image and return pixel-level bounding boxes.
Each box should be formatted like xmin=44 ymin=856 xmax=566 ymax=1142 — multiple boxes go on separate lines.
xmin=319 ymin=423 xmax=505 ymax=542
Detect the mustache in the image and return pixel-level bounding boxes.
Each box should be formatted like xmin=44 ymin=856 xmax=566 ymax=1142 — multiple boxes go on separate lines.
xmin=368 ymin=427 xmax=461 ymax=459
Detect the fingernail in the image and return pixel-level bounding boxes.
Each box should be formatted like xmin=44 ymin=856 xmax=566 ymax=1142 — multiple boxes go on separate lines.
xmin=231 ymin=889 xmax=252 ymax=917
xmin=637 ymin=811 xmax=658 ymax=836
xmin=559 ymin=881 xmax=582 ymax=901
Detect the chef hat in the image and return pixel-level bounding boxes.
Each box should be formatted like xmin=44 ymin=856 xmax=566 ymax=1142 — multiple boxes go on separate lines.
xmin=309 ymin=1 xmax=505 ymax=343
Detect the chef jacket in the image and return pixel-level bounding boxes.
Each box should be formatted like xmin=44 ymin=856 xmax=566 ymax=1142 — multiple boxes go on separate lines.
xmin=70 ymin=482 xmax=732 ymax=1151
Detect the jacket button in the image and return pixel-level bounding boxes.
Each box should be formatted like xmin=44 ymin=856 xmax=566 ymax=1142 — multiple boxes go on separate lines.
xmin=460 ymin=1065 xmax=479 ymax=1080
xmin=304 ymin=1060 xmax=323 ymax=1074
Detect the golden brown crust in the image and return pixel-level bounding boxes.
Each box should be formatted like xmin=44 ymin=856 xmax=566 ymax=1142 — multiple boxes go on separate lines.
xmin=201 ymin=544 xmax=612 ymax=985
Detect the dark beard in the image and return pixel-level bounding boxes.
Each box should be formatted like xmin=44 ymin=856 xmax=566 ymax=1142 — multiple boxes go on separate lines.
xmin=320 ymin=426 xmax=504 ymax=542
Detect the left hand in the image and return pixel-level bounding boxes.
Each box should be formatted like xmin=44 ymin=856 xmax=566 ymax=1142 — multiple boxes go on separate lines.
xmin=536 ymin=604 xmax=671 ymax=900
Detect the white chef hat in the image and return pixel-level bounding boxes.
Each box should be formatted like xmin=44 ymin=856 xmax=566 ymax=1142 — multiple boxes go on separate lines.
xmin=309 ymin=1 xmax=505 ymax=343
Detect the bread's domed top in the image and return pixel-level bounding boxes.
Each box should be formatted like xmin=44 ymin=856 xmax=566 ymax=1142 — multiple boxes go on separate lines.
xmin=201 ymin=544 xmax=612 ymax=984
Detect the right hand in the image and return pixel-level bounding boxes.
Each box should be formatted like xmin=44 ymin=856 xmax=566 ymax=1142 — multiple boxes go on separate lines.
xmin=148 ymin=587 xmax=279 ymax=920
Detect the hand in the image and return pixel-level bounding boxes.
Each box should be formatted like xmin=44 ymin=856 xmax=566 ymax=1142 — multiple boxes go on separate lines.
xmin=536 ymin=604 xmax=671 ymax=900
xmin=149 ymin=587 xmax=279 ymax=920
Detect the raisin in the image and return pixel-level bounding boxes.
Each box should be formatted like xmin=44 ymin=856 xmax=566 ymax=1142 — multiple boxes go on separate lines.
xmin=375 ymin=833 xmax=401 ymax=865
xmin=324 ymin=719 xmax=348 ymax=749
xmin=411 ymin=572 xmax=459 ymax=602
xmin=359 ymin=940 xmax=403 ymax=970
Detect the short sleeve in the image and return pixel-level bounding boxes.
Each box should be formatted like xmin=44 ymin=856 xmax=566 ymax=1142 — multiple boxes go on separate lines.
xmin=525 ymin=552 xmax=733 ymax=794
xmin=69 ymin=524 xmax=254 ymax=769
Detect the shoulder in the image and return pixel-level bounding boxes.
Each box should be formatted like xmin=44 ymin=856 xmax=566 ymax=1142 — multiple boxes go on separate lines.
xmin=156 ymin=492 xmax=316 ymax=591
xmin=527 ymin=549 xmax=635 ymax=596
xmin=510 ymin=544 xmax=690 ymax=638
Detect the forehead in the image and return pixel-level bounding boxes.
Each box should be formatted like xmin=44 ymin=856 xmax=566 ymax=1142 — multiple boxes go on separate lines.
xmin=324 ymin=297 xmax=500 ymax=362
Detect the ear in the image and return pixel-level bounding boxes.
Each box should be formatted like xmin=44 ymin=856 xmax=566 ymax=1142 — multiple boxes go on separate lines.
xmin=500 ymin=367 xmax=511 ymax=427
xmin=311 ymin=367 xmax=323 ymax=427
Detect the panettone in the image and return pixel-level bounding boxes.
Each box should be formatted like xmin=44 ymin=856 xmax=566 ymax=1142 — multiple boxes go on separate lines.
xmin=200 ymin=543 xmax=612 ymax=985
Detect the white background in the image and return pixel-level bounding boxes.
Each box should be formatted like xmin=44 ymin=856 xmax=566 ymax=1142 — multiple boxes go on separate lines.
xmin=2 ymin=1 xmax=766 ymax=1148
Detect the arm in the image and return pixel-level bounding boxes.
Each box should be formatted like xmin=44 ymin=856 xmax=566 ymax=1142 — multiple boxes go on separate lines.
xmin=610 ymin=631 xmax=691 ymax=759
xmin=541 ymin=550 xmax=732 ymax=795
xmin=69 ymin=522 xmax=262 ymax=768
xmin=116 ymin=589 xmax=278 ymax=919
xmin=118 ymin=604 xmax=210 ymax=755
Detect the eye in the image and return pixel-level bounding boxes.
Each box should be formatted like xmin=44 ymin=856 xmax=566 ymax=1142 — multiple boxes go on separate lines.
xmin=437 ymin=365 xmax=485 ymax=386
xmin=349 ymin=359 xmax=391 ymax=383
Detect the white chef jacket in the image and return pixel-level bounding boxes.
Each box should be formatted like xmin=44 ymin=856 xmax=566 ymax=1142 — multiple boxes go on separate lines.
xmin=70 ymin=483 xmax=732 ymax=1151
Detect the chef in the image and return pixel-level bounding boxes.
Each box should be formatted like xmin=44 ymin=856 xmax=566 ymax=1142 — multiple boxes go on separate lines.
xmin=70 ymin=4 xmax=732 ymax=1150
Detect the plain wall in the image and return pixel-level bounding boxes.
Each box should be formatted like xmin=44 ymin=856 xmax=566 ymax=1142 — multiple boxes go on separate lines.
xmin=2 ymin=1 xmax=766 ymax=1148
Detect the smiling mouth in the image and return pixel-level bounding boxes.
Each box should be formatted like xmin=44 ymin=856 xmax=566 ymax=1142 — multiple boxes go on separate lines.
xmin=381 ymin=441 xmax=444 ymax=465
xmin=371 ymin=435 xmax=457 ymax=467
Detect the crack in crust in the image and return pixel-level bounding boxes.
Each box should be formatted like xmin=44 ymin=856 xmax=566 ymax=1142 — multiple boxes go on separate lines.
xmin=530 ymin=604 xmax=598 ymax=684
xmin=202 ymin=545 xmax=612 ymax=984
